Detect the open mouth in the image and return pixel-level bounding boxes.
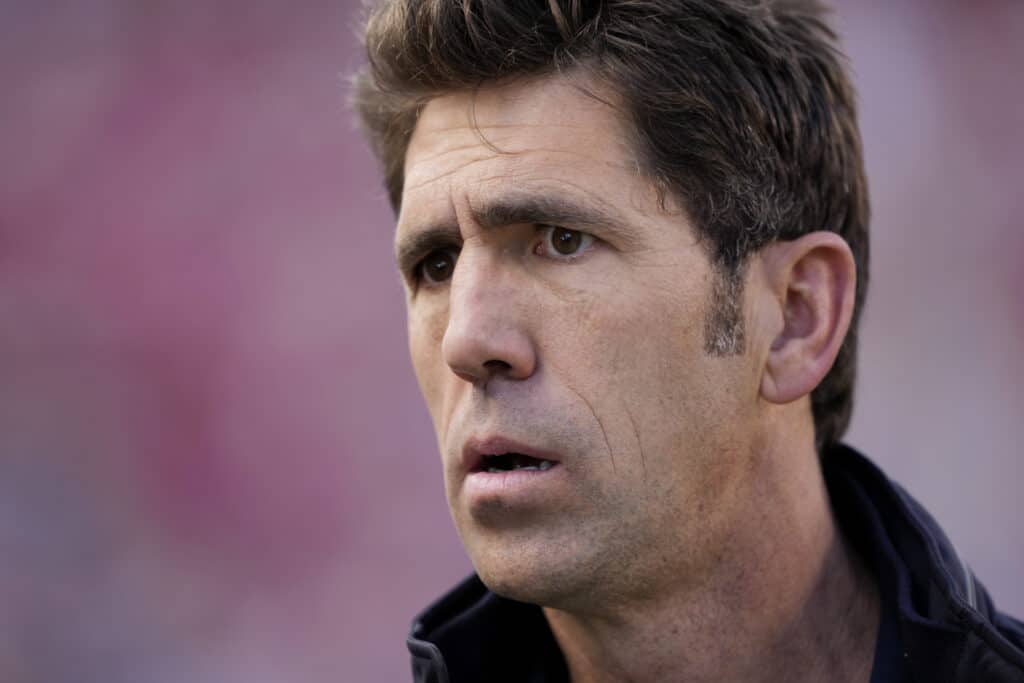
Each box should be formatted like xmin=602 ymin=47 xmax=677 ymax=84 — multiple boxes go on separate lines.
xmin=480 ymin=453 xmax=556 ymax=473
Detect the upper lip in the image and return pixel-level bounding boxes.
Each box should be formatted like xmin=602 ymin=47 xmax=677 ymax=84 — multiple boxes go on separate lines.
xmin=461 ymin=435 xmax=562 ymax=473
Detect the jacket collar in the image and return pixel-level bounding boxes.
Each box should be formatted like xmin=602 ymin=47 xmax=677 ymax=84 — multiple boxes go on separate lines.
xmin=823 ymin=443 xmax=1024 ymax=681
xmin=408 ymin=574 xmax=567 ymax=683
xmin=408 ymin=444 xmax=1024 ymax=682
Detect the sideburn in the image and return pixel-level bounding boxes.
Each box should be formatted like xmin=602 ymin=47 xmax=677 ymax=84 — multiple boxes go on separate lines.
xmin=703 ymin=265 xmax=746 ymax=356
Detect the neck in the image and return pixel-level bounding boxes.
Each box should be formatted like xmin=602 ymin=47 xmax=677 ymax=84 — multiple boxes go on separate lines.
xmin=542 ymin=438 xmax=880 ymax=683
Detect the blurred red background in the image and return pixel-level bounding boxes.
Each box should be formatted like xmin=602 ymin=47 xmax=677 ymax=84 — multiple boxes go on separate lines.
xmin=1 ymin=1 xmax=1021 ymax=680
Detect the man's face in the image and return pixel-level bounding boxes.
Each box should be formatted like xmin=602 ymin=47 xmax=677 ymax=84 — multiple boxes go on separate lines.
xmin=396 ymin=75 xmax=765 ymax=608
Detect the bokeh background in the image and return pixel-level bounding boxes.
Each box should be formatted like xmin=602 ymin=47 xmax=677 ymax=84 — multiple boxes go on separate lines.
xmin=1 ymin=0 xmax=1021 ymax=680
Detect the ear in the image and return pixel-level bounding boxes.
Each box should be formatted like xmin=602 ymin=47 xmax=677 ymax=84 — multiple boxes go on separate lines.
xmin=758 ymin=232 xmax=856 ymax=405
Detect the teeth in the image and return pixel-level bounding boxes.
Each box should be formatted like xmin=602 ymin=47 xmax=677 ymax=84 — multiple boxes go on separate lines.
xmin=484 ymin=461 xmax=555 ymax=473
xmin=481 ymin=454 xmax=556 ymax=473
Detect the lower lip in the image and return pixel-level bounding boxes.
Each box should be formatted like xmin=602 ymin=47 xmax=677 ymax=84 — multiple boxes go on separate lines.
xmin=462 ymin=464 xmax=565 ymax=506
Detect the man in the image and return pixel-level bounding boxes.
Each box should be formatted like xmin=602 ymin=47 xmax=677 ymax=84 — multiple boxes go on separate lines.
xmin=354 ymin=0 xmax=1024 ymax=680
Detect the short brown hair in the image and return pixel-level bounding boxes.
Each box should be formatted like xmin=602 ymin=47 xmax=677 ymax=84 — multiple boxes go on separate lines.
xmin=353 ymin=0 xmax=870 ymax=449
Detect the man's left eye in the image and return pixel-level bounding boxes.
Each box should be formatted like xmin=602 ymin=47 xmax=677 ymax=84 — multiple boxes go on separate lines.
xmin=536 ymin=226 xmax=594 ymax=258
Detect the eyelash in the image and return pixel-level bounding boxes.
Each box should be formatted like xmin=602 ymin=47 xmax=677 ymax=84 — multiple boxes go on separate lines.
xmin=410 ymin=226 xmax=596 ymax=288
xmin=411 ymin=245 xmax=461 ymax=288
xmin=533 ymin=225 xmax=596 ymax=260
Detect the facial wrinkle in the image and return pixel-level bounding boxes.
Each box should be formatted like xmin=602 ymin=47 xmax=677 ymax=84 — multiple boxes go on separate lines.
xmin=623 ymin=404 xmax=647 ymax=480
xmin=467 ymin=88 xmax=505 ymax=156
xmin=402 ymin=153 xmax=494 ymax=196
xmin=560 ymin=375 xmax=616 ymax=473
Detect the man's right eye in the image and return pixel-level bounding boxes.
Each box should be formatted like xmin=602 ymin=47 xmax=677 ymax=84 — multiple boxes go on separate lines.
xmin=416 ymin=248 xmax=459 ymax=286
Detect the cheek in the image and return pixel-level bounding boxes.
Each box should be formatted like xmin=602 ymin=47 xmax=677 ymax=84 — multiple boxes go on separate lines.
xmin=557 ymin=277 xmax=734 ymax=469
xmin=572 ymin=282 xmax=707 ymax=394
xmin=407 ymin=306 xmax=449 ymax=426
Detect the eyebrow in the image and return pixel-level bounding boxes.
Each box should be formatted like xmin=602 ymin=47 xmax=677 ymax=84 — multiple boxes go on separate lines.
xmin=394 ymin=193 xmax=638 ymax=271
xmin=394 ymin=227 xmax=462 ymax=275
xmin=474 ymin=195 xmax=619 ymax=232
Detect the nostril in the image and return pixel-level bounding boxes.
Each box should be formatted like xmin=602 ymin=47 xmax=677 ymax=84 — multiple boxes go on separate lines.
xmin=452 ymin=369 xmax=479 ymax=384
xmin=483 ymin=359 xmax=512 ymax=372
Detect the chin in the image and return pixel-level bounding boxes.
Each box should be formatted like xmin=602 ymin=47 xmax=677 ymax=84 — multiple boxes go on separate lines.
xmin=476 ymin=565 xmax=565 ymax=607
xmin=468 ymin=538 xmax=602 ymax=609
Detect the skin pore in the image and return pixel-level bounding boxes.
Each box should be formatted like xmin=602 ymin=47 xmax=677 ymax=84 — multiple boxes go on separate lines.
xmin=396 ymin=73 xmax=879 ymax=682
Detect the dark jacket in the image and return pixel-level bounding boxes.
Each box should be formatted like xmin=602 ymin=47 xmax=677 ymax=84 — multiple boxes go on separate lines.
xmin=407 ymin=445 xmax=1024 ymax=682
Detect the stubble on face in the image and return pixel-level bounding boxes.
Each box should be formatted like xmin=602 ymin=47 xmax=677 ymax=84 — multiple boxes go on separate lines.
xmin=398 ymin=74 xmax=765 ymax=614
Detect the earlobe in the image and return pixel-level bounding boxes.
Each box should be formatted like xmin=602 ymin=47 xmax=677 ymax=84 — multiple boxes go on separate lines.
xmin=759 ymin=232 xmax=856 ymax=405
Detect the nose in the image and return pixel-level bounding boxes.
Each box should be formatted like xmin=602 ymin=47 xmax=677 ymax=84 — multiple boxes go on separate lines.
xmin=441 ymin=254 xmax=537 ymax=386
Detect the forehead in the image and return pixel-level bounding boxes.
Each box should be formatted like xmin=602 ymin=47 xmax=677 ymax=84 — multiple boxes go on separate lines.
xmin=398 ymin=75 xmax=643 ymax=230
